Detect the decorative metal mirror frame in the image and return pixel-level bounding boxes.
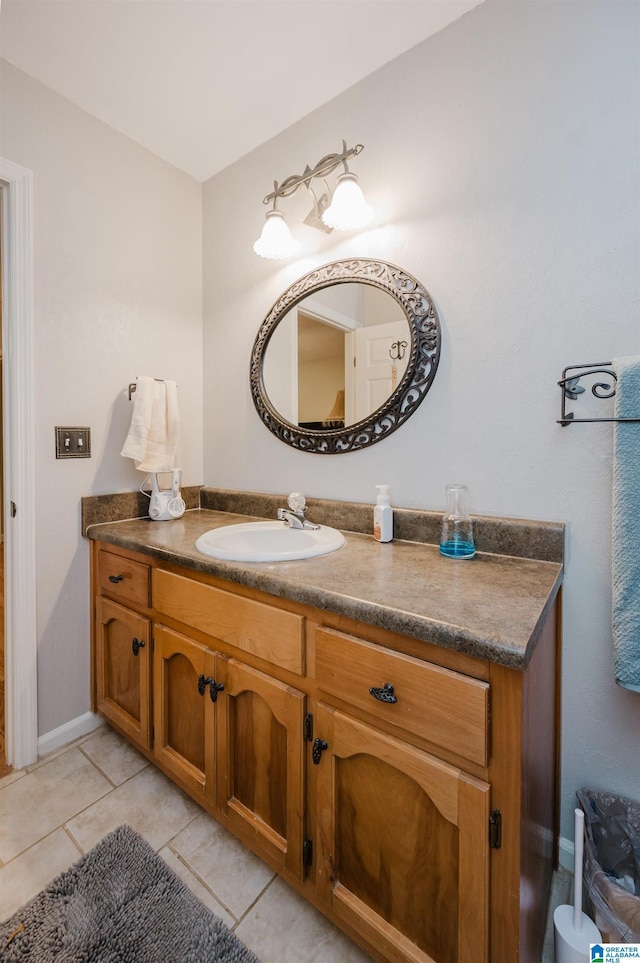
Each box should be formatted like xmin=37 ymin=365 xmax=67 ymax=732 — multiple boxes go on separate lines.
xmin=250 ymin=258 xmax=441 ymax=454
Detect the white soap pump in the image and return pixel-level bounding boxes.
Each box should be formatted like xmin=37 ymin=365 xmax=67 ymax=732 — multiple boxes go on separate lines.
xmin=374 ymin=485 xmax=393 ymax=542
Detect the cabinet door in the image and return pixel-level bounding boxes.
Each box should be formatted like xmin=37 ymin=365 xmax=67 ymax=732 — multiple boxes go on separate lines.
xmin=95 ymin=596 xmax=151 ymax=751
xmin=216 ymin=657 xmax=305 ymax=879
xmin=154 ymin=624 xmax=217 ymax=807
xmin=315 ymin=704 xmax=490 ymax=963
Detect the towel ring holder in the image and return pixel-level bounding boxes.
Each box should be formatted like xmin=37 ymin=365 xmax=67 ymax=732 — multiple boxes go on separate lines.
xmin=128 ymin=379 xmax=176 ymax=401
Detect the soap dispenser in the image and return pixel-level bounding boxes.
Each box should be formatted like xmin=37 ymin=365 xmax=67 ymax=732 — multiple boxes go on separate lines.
xmin=374 ymin=485 xmax=393 ymax=542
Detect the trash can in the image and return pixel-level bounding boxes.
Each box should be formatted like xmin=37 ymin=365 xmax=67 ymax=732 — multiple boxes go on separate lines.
xmin=577 ymin=787 xmax=640 ymax=942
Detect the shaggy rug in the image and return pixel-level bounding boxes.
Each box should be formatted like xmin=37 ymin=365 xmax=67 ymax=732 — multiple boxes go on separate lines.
xmin=0 ymin=824 xmax=261 ymax=962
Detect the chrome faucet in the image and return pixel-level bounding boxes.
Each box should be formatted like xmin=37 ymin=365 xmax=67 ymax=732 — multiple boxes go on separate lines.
xmin=277 ymin=492 xmax=320 ymax=530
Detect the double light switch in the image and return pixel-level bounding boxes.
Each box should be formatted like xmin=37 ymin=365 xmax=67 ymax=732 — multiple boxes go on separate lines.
xmin=55 ymin=426 xmax=91 ymax=458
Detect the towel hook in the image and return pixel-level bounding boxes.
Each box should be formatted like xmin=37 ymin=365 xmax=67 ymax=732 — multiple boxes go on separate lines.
xmin=389 ymin=340 xmax=407 ymax=361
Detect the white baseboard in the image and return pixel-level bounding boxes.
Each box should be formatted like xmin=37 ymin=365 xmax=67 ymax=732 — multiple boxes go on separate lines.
xmin=37 ymin=712 xmax=104 ymax=758
xmin=558 ymin=834 xmax=575 ymax=872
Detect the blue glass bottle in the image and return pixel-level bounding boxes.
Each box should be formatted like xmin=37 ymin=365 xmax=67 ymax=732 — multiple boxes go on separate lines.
xmin=439 ymin=484 xmax=476 ymax=559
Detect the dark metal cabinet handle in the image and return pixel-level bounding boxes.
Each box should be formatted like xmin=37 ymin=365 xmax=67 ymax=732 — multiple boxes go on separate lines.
xmin=108 ymin=574 xmax=124 ymax=584
xmin=131 ymin=637 xmax=145 ymax=656
xmin=197 ymin=674 xmax=225 ymax=703
xmin=312 ymin=738 xmax=328 ymax=765
xmin=369 ymin=683 xmax=398 ymax=704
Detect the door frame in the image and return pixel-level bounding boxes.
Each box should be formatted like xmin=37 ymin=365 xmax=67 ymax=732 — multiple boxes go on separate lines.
xmin=0 ymin=158 xmax=38 ymax=769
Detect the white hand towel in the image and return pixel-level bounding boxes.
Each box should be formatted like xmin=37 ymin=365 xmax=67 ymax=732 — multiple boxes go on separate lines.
xmin=121 ymin=376 xmax=180 ymax=472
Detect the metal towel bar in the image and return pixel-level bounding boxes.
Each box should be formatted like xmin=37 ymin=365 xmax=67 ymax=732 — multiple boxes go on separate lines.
xmin=558 ymin=362 xmax=640 ymax=426
xmin=128 ymin=378 xmax=174 ymax=401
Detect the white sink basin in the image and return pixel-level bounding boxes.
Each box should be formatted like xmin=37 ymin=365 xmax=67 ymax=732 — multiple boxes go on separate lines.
xmin=195 ymin=521 xmax=345 ymax=562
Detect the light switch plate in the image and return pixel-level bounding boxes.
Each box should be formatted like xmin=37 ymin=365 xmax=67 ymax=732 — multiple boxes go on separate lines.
xmin=55 ymin=426 xmax=91 ymax=458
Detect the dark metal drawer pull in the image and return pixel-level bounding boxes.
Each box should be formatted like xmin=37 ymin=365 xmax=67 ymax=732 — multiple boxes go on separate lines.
xmin=369 ymin=683 xmax=398 ymax=704
xmin=132 ymin=637 xmax=145 ymax=656
xmin=197 ymin=674 xmax=225 ymax=703
xmin=108 ymin=574 xmax=124 ymax=584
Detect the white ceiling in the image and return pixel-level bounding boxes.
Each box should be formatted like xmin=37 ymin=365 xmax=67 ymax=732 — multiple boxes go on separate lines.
xmin=0 ymin=0 xmax=483 ymax=182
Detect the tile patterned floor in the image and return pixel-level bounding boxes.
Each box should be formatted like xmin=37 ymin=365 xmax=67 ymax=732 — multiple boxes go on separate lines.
xmin=1 ymin=723 xmax=564 ymax=961
xmin=0 ymin=725 xmax=373 ymax=962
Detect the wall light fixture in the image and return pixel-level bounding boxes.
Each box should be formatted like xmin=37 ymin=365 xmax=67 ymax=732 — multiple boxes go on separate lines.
xmin=253 ymin=141 xmax=373 ymax=260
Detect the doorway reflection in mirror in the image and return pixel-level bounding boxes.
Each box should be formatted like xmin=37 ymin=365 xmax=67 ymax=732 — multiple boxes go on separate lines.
xmin=263 ymin=283 xmax=410 ymax=431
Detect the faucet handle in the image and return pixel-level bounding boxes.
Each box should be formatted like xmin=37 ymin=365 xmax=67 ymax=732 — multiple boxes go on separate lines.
xmin=288 ymin=492 xmax=306 ymax=514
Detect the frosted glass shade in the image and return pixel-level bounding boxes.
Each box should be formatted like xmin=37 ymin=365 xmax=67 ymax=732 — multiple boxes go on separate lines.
xmin=253 ymin=210 xmax=299 ymax=259
xmin=322 ymin=172 xmax=374 ymax=230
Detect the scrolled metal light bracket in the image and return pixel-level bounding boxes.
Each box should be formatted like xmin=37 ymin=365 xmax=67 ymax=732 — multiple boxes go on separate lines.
xmin=262 ymin=141 xmax=363 ymax=210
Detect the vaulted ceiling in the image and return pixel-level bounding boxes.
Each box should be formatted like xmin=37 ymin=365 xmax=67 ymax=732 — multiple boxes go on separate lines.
xmin=1 ymin=0 xmax=483 ymax=181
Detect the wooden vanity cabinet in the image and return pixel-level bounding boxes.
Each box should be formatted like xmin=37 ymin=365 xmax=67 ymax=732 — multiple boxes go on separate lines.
xmin=314 ymin=703 xmax=490 ymax=963
xmin=152 ymin=623 xmax=307 ymax=881
xmin=92 ymin=543 xmax=307 ymax=881
xmin=313 ymin=626 xmax=492 ymax=963
xmin=153 ymin=623 xmax=217 ymax=807
xmin=90 ymin=539 xmax=558 ymax=963
xmin=216 ymin=656 xmax=306 ymax=879
xmin=95 ymin=598 xmax=152 ymax=752
xmin=93 ymin=545 xmax=152 ymax=751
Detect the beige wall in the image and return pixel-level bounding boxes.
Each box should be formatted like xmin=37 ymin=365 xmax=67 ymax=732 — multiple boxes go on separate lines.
xmin=202 ymin=1 xmax=640 ymax=855
xmin=1 ymin=0 xmax=638 ymax=860
xmin=298 ymin=354 xmax=344 ymax=424
xmin=1 ymin=59 xmax=203 ymax=736
xmin=0 ymin=189 xmax=3 ymax=539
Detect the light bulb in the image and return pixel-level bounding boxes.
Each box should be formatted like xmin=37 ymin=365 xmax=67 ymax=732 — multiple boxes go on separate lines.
xmin=322 ymin=172 xmax=374 ymax=231
xmin=253 ymin=210 xmax=299 ymax=259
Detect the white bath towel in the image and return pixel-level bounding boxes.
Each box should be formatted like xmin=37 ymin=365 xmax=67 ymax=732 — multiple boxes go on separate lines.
xmin=121 ymin=376 xmax=180 ymax=472
xmin=612 ymin=355 xmax=640 ymax=692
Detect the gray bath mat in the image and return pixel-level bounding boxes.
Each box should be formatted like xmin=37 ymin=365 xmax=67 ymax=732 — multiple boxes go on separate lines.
xmin=0 ymin=824 xmax=261 ymax=962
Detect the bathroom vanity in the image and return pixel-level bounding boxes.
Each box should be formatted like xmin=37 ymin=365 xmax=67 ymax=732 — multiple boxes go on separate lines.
xmin=86 ymin=496 xmax=563 ymax=963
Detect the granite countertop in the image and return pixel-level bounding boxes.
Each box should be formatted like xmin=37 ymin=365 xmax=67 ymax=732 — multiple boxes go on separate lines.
xmin=86 ymin=507 xmax=563 ymax=670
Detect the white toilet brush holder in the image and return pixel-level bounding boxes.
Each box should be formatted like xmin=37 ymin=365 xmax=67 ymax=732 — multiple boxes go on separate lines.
xmin=554 ymin=808 xmax=602 ymax=963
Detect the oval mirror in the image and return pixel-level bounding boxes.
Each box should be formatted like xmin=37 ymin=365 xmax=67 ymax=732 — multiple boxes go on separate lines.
xmin=250 ymin=259 xmax=441 ymax=454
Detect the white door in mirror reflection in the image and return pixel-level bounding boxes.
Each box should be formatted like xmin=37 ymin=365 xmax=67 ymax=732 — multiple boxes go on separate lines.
xmin=354 ymin=321 xmax=410 ymax=422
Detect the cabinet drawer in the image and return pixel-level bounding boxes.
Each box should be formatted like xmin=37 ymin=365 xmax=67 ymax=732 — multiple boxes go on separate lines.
xmin=97 ymin=549 xmax=150 ymax=608
xmin=315 ymin=626 xmax=489 ymax=766
xmin=153 ymin=569 xmax=305 ymax=675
